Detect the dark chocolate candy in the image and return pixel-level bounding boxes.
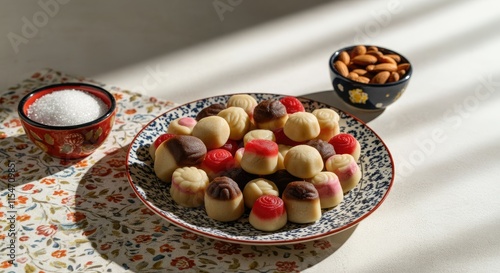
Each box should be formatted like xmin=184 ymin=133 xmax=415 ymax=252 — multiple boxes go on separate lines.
xmin=166 ymin=135 xmax=207 ymax=166
xmin=206 ymin=176 xmax=241 ymax=200
xmin=306 ymin=139 xmax=336 ymax=162
xmin=196 ymin=103 xmax=226 ymax=121
xmin=253 ymin=99 xmax=287 ymax=123
xmin=283 ymin=181 xmax=319 ymax=200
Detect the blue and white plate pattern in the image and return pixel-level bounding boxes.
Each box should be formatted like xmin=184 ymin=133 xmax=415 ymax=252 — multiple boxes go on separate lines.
xmin=126 ymin=93 xmax=394 ymax=245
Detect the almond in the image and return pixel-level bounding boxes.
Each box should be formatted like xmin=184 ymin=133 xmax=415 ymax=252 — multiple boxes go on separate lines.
xmin=378 ymin=55 xmax=397 ymax=65
xmin=352 ymin=69 xmax=368 ymax=76
xmin=388 ymin=71 xmax=400 ymax=82
xmin=355 ymin=76 xmax=370 ymax=84
xmin=352 ymin=54 xmax=378 ymax=66
xmin=338 ymin=51 xmax=350 ymax=65
xmin=347 ymin=72 xmax=359 ymax=81
xmin=366 ymin=50 xmax=383 ymax=58
xmin=371 ymin=71 xmax=390 ymax=84
xmin=397 ymin=63 xmax=411 ymax=71
xmin=367 ymin=46 xmax=379 ymax=52
xmin=366 ymin=64 xmax=375 ymax=72
xmin=350 ymin=45 xmax=367 ymax=58
xmin=385 ymin=54 xmax=401 ymax=63
xmin=372 ymin=63 xmax=397 ymax=72
xmin=334 ymin=61 xmax=349 ymax=77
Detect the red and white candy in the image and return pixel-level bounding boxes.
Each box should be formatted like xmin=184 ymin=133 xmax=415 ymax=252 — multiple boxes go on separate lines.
xmin=329 ymin=133 xmax=361 ymax=162
xmin=325 ymin=154 xmax=361 ymax=193
xmin=308 ymin=171 xmax=343 ymax=208
xmin=249 ymin=195 xmax=287 ymax=231
xmin=201 ymin=149 xmax=235 ymax=180
xmin=240 ymin=139 xmax=279 ymax=175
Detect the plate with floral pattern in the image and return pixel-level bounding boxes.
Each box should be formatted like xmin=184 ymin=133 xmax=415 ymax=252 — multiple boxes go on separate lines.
xmin=126 ymin=93 xmax=394 ymax=245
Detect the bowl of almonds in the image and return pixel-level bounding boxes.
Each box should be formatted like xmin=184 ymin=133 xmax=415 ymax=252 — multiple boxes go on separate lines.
xmin=329 ymin=45 xmax=412 ymax=110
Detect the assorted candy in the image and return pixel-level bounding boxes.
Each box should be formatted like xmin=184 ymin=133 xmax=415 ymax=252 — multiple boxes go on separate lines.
xmin=249 ymin=195 xmax=287 ymax=232
xmin=149 ymin=95 xmax=362 ymax=231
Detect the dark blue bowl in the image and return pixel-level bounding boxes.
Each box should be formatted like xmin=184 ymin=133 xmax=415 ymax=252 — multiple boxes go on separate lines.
xmin=329 ymin=45 xmax=412 ymax=110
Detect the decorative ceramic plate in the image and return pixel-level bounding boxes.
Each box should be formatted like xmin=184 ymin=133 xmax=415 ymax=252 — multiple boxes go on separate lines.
xmin=126 ymin=93 xmax=394 ymax=245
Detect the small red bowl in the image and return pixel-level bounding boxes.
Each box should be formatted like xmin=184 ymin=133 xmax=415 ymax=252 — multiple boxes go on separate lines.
xmin=17 ymin=83 xmax=117 ymax=159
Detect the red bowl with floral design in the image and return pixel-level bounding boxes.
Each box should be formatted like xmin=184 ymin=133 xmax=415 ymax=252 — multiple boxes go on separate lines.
xmin=17 ymin=83 xmax=116 ymax=159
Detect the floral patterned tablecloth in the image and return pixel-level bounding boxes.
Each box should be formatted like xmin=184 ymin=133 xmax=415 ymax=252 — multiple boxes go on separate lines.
xmin=0 ymin=69 xmax=355 ymax=273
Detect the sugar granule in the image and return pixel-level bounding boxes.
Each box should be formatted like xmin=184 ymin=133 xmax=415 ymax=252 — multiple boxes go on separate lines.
xmin=27 ymin=89 xmax=108 ymax=126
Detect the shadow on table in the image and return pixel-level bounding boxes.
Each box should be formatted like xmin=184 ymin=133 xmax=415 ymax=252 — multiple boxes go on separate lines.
xmin=301 ymin=90 xmax=385 ymax=124
xmin=0 ymin=133 xmax=85 ymax=190
xmin=75 ymin=146 xmax=357 ymax=272
xmin=1 ymin=0 xmax=334 ymax=90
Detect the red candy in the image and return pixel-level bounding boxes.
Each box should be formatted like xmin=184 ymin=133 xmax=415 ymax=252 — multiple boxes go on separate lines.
xmin=251 ymin=195 xmax=285 ymax=219
xmin=279 ymin=96 xmax=305 ymax=114
xmin=245 ymin=139 xmax=278 ymax=156
xmin=202 ymin=149 xmax=235 ymax=174
xmin=221 ymin=139 xmax=240 ymax=156
xmin=273 ymin=127 xmax=304 ymax=146
xmin=329 ymin=133 xmax=357 ymax=155
xmin=153 ymin=133 xmax=176 ymax=148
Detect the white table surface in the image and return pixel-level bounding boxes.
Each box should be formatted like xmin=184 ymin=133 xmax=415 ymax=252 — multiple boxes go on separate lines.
xmin=2 ymin=0 xmax=499 ymax=272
